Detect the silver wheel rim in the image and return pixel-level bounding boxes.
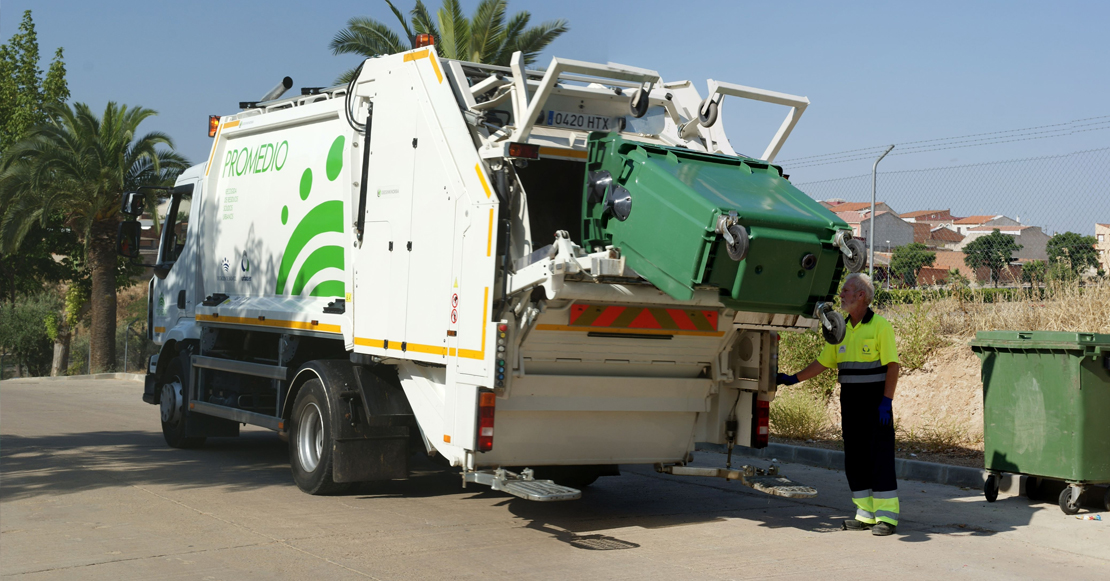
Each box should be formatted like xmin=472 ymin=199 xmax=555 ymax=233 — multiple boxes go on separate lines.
xmin=297 ymin=403 xmax=324 ymax=473
xmin=160 ymin=378 xmax=183 ymax=423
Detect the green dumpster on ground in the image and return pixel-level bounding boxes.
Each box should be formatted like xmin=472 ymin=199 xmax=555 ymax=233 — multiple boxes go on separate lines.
xmin=970 ymin=331 xmax=1110 ymax=484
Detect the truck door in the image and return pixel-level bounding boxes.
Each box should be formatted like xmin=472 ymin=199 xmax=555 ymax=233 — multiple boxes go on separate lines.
xmin=152 ymin=181 xmax=197 ymax=338
xmin=353 ymin=74 xmax=416 ymax=350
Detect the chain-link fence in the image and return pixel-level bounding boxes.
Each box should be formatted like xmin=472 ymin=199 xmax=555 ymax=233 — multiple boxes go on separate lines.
xmin=787 ymin=147 xmax=1110 ymax=288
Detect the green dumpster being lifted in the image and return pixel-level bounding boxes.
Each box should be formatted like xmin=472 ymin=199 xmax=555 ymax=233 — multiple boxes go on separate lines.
xmin=971 ymin=331 xmax=1110 ymax=514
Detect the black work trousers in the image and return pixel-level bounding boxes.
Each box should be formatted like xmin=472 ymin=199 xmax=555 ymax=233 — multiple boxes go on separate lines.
xmin=840 ymin=382 xmax=897 ymax=494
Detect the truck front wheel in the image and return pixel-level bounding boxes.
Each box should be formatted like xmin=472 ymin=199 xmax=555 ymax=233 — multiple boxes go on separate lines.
xmin=160 ymin=357 xmax=205 ymax=449
xmin=289 ymin=378 xmax=348 ymax=495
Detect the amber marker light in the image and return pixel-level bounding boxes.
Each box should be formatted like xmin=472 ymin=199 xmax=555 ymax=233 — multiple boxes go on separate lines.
xmin=414 ymin=33 xmax=435 ymax=48
xmin=208 ymin=115 xmax=220 ymax=138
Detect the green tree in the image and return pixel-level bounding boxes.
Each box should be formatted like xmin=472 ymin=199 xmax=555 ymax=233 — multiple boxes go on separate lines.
xmin=0 ymin=292 xmax=59 ymax=377
xmin=947 ymin=268 xmax=970 ymax=288
xmin=331 ymin=0 xmax=569 ymax=83
xmin=1046 ymin=231 xmax=1098 ymax=278
xmin=1022 ymin=260 xmax=1046 ymax=286
xmin=963 ymin=229 xmax=1022 ymax=288
xmin=0 ymin=10 xmax=74 ymax=302
xmin=889 ymin=243 xmax=936 ymax=287
xmin=0 ymin=10 xmax=69 ymax=152
xmin=0 ymin=102 xmax=188 ymax=372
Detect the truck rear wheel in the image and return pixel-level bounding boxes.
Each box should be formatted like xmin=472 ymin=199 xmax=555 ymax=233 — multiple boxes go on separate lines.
xmin=160 ymin=357 xmax=206 ymax=449
xmin=289 ymin=378 xmax=348 ymax=495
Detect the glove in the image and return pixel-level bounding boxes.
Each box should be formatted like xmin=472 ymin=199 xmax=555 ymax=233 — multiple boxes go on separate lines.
xmin=776 ymin=373 xmax=799 ymax=386
xmin=878 ymin=396 xmax=893 ymax=426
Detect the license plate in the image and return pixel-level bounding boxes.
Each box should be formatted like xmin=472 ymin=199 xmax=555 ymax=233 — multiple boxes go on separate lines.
xmin=543 ymin=110 xmax=616 ymax=131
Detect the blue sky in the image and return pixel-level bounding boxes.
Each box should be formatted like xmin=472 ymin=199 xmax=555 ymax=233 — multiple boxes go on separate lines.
xmin=4 ymin=1 xmax=1108 ymax=231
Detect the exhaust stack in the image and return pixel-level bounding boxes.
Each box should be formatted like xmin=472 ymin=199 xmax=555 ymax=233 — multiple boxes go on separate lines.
xmin=260 ymin=77 xmax=294 ymax=102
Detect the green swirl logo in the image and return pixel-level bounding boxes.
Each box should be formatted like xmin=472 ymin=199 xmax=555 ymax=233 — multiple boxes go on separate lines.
xmin=274 ymin=135 xmax=346 ymax=297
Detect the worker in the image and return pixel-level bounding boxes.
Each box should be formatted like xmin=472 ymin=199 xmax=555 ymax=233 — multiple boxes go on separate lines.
xmin=777 ymin=273 xmax=900 ymax=536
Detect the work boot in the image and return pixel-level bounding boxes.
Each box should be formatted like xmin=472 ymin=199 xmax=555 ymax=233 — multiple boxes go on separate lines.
xmin=842 ymin=519 xmax=873 ymax=531
xmin=872 ymin=522 xmax=897 ymax=536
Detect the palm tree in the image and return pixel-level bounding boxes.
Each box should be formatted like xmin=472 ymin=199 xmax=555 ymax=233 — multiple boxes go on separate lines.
xmin=0 ymin=102 xmax=188 ymax=372
xmin=330 ymin=0 xmax=569 ymax=83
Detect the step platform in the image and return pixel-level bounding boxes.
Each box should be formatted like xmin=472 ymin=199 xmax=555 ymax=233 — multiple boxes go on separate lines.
xmin=660 ymin=464 xmax=817 ymax=499
xmin=464 ymin=468 xmax=582 ymax=502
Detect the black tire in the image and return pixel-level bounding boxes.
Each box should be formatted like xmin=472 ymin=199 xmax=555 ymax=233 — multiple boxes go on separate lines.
xmin=289 ymin=378 xmax=348 ymax=495
xmin=844 ymin=238 xmax=867 ymax=273
xmin=984 ymin=474 xmax=999 ymax=503
xmin=1058 ymin=487 xmax=1081 ymax=515
xmin=725 ymin=224 xmax=749 ymax=261
xmin=160 ymin=356 xmax=206 ymax=449
xmin=822 ymin=311 xmax=846 ymax=345
xmin=628 ymin=88 xmax=649 ymax=118
xmin=698 ymin=98 xmax=718 ymax=127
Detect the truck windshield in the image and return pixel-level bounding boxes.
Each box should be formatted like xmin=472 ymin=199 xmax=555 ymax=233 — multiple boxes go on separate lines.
xmin=160 ymin=191 xmax=192 ymax=263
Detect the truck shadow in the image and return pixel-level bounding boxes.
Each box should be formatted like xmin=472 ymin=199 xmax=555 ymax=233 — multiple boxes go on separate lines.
xmin=0 ymin=429 xmax=292 ymax=501
xmin=4 ymin=430 xmax=1090 ymax=548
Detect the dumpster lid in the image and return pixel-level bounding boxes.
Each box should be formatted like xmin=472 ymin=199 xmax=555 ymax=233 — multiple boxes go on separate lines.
xmin=971 ymin=331 xmax=1110 ymax=351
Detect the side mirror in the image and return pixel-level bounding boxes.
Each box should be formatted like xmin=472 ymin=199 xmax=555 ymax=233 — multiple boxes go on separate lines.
xmin=117 ymin=221 xmax=142 ymax=259
xmin=120 ymin=192 xmax=145 ymax=216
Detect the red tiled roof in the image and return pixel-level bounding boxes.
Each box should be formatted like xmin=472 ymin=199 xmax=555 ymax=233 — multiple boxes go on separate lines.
xmin=900 ymin=209 xmax=952 ymax=219
xmin=929 ymin=227 xmax=964 ymax=242
xmin=912 ymin=223 xmax=931 ymax=244
xmin=828 ymin=202 xmax=881 ymax=212
xmin=967 ymin=225 xmax=1031 ymax=232
xmin=953 ymin=215 xmax=1000 ymax=225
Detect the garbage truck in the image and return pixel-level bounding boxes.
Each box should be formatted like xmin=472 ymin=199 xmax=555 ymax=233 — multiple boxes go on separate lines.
xmin=118 ymin=43 xmax=863 ymax=500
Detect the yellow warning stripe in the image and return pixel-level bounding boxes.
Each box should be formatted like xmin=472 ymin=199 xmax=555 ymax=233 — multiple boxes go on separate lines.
xmin=402 ymin=49 xmax=443 ymax=83
xmin=475 ymin=163 xmax=492 ymax=198
xmin=203 ymin=120 xmax=241 ymax=177
xmin=486 ymin=208 xmax=494 ymax=257
xmin=428 ymin=53 xmax=443 ymax=83
xmin=534 ymin=324 xmax=724 ymax=338
xmin=539 ymin=146 xmax=588 ymax=160
xmin=354 ymin=288 xmax=488 ymax=361
xmin=196 ymin=313 xmax=342 ymax=334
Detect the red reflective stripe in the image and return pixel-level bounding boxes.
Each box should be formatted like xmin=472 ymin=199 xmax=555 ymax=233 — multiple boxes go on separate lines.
xmin=666 ymin=308 xmax=698 ymax=331
xmin=702 ymin=310 xmax=718 ymax=329
xmin=591 ymin=306 xmax=625 ymax=327
xmin=627 ymin=308 xmax=662 ymax=329
xmin=572 ymin=304 xmax=590 ymax=326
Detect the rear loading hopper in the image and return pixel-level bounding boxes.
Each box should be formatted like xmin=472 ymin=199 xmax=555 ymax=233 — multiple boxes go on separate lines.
xmin=582 ymin=133 xmax=855 ymax=316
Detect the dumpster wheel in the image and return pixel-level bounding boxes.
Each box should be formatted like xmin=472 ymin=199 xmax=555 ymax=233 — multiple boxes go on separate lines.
xmin=1058 ymin=486 xmax=1082 ymax=515
xmin=984 ymin=474 xmax=999 ymax=503
xmin=843 ymin=238 xmax=866 ymax=273
xmin=821 ymin=311 xmax=846 ymax=345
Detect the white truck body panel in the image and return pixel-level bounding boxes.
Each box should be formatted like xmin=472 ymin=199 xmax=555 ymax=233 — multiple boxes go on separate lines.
xmin=148 ymin=46 xmax=820 ymax=475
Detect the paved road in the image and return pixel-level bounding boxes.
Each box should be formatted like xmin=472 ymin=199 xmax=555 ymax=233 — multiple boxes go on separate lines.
xmin=2 ymin=378 xmax=1107 ymax=580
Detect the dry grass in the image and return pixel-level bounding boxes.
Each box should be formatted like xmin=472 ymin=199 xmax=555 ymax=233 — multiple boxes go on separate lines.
xmin=896 ymin=415 xmax=982 ymax=455
xmin=769 ymin=388 xmax=831 ymax=441
xmin=932 ymin=279 xmax=1110 ymax=337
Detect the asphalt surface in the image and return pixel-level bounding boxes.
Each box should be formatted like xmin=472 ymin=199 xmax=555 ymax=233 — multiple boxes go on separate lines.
xmin=2 ymin=378 xmax=1107 ymax=580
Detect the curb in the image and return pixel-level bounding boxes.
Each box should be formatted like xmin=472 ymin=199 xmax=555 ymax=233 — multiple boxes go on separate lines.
xmin=697 ymin=442 xmax=987 ymax=489
xmin=2 ymin=372 xmax=145 ymax=383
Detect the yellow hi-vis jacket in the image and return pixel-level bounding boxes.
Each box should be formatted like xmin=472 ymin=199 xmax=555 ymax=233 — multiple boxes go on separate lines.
xmin=817 ymin=308 xmax=899 ymax=384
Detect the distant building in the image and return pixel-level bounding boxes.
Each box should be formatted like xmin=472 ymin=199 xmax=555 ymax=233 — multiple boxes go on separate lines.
xmin=821 ymin=201 xmax=895 ymax=214
xmin=900 ymin=209 xmax=955 ymax=223
xmin=1096 ymin=223 xmax=1110 ymax=273
xmin=952 ymin=215 xmax=1020 ymax=235
xmin=917 ymin=250 xmax=1020 ymax=286
xmin=834 ymin=209 xmax=913 ymax=252
xmin=910 ymin=222 xmax=965 ymax=250
xmin=958 ymin=225 xmax=1050 ymax=261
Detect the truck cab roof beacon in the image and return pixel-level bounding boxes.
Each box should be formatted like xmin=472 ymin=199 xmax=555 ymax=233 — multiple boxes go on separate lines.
xmin=123 ymin=47 xmax=863 ymax=500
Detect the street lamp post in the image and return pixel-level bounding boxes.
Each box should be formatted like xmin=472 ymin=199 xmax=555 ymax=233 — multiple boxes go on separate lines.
xmin=869 ymin=145 xmax=895 ymax=278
